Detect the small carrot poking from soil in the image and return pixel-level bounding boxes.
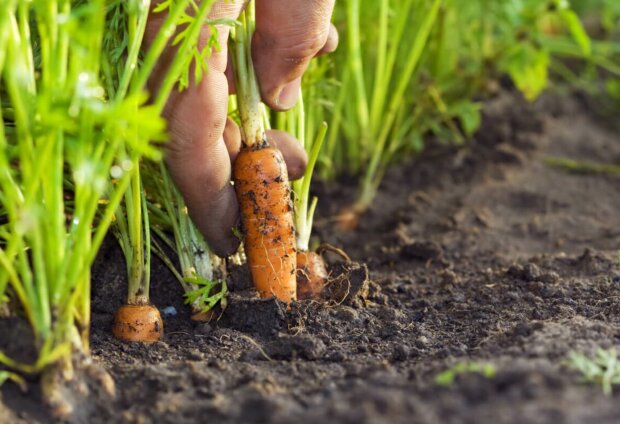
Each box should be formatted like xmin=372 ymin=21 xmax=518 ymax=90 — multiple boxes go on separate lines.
xmin=112 ymin=304 xmax=163 ymax=343
xmin=234 ymin=144 xmax=297 ymax=302
xmin=190 ymin=309 xmax=218 ymax=322
xmin=297 ymin=244 xmax=350 ymax=300
xmin=335 ymin=206 xmax=361 ymax=231
xmin=296 ymin=250 xmax=328 ymax=300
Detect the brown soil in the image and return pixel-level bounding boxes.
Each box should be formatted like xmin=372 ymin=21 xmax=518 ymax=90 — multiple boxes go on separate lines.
xmin=2 ymin=89 xmax=620 ymax=423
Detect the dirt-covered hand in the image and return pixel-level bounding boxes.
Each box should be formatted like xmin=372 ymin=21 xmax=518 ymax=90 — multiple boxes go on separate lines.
xmin=145 ymin=0 xmax=337 ymax=257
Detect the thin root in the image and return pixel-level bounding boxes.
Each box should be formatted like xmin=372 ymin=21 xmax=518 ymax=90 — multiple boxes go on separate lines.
xmin=316 ymin=243 xmax=352 ymax=263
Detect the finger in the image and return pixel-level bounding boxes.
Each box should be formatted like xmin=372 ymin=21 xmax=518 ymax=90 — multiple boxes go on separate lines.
xmin=253 ymin=0 xmax=336 ymax=111
xmin=148 ymin=1 xmax=245 ymax=257
xmin=164 ymin=84 xmax=240 ymax=257
xmin=225 ymin=53 xmax=236 ymax=94
xmin=315 ymin=23 xmax=339 ymax=57
xmin=266 ymin=130 xmax=308 ymax=180
xmin=223 ymin=117 xmax=241 ymax=164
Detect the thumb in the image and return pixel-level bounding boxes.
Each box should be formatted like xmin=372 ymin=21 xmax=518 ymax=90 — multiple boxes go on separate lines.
xmin=252 ymin=0 xmax=337 ymax=111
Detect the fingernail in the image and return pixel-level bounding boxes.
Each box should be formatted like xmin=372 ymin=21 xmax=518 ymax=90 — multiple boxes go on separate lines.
xmin=277 ymin=79 xmax=301 ymax=110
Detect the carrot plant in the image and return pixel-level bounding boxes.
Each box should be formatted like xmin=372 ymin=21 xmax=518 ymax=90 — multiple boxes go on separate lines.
xmin=105 ymin=3 xmax=160 ymax=343
xmin=307 ymin=0 xmax=599 ymax=217
xmin=0 ymin=0 xmax=219 ymax=413
xmin=435 ymin=362 xmax=496 ymax=386
xmin=286 ymin=101 xmax=327 ymax=257
xmin=567 ymin=348 xmax=620 ymax=396
xmin=275 ymin=97 xmax=329 ymax=300
xmin=108 ymin=0 xmax=228 ymax=341
xmin=0 ymin=0 xmax=162 ymax=411
xmin=326 ymin=0 xmax=443 ymax=214
xmin=542 ymin=0 xmax=620 ymax=107
xmin=146 ymin=162 xmax=227 ymax=321
xmin=111 ymin=163 xmax=164 ymax=342
xmin=230 ymin=2 xmax=298 ymax=302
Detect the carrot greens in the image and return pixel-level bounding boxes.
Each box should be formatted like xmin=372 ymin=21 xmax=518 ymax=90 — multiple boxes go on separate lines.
xmin=0 ymin=0 xmax=162 ymax=406
xmin=0 ymin=0 xmax=220 ymax=407
xmin=277 ymin=95 xmax=327 ymax=253
xmin=146 ymin=162 xmax=227 ymax=317
xmin=308 ymin=0 xmax=600 ymax=214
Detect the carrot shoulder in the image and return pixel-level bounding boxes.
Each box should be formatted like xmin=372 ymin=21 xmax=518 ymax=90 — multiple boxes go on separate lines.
xmin=296 ymin=250 xmax=328 ymax=300
xmin=112 ymin=304 xmax=163 ymax=343
xmin=234 ymin=144 xmax=297 ymax=302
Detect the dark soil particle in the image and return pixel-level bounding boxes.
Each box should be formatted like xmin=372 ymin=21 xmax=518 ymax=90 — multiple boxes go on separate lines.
xmin=3 ymin=89 xmax=620 ymax=423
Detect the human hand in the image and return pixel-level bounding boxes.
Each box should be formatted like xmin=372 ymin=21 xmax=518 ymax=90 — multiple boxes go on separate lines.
xmin=145 ymin=0 xmax=337 ymax=257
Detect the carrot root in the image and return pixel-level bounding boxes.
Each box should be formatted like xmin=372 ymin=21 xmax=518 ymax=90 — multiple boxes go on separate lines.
xmin=234 ymin=145 xmax=297 ymax=302
xmin=335 ymin=206 xmax=360 ymax=231
xmin=112 ymin=304 xmax=163 ymax=343
xmin=190 ymin=309 xmax=218 ymax=322
xmin=316 ymin=243 xmax=352 ymax=262
xmin=296 ymin=250 xmax=328 ymax=300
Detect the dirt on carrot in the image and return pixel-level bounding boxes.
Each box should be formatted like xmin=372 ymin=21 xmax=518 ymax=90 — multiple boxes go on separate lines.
xmin=112 ymin=304 xmax=164 ymax=343
xmin=234 ymin=144 xmax=297 ymax=302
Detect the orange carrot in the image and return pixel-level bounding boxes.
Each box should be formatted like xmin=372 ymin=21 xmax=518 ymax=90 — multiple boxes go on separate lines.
xmin=230 ymin=5 xmax=297 ymax=302
xmin=234 ymin=144 xmax=297 ymax=302
xmin=335 ymin=206 xmax=361 ymax=231
xmin=112 ymin=304 xmax=163 ymax=343
xmin=296 ymin=250 xmax=328 ymax=300
xmin=190 ymin=307 xmax=219 ymax=322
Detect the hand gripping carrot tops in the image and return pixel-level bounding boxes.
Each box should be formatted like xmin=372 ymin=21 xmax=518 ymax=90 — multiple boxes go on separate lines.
xmin=230 ymin=3 xmax=297 ymax=302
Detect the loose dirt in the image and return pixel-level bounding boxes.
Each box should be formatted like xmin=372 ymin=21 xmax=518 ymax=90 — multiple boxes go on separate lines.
xmin=2 ymin=89 xmax=620 ymax=423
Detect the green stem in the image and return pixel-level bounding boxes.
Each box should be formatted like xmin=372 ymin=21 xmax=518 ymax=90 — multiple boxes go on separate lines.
xmin=358 ymin=0 xmax=442 ymax=210
xmin=545 ymin=157 xmax=620 ymax=174
xmin=150 ymin=233 xmax=190 ymax=292
xmin=294 ymin=123 xmax=327 ymax=251
xmin=346 ymin=0 xmax=369 ymax=149
xmin=324 ymin=66 xmax=351 ymax=176
xmin=90 ymin=156 xmax=137 ymax=266
xmin=368 ymin=0 xmax=389 ymax=131
xmin=230 ymin=3 xmax=265 ymax=146
xmin=153 ymin=0 xmax=217 ymax=112
xmin=127 ymin=165 xmax=146 ymax=305
xmin=141 ymin=175 xmax=151 ymax=301
xmin=116 ymin=0 xmax=150 ymax=101
xmin=130 ymin=0 xmax=193 ymax=96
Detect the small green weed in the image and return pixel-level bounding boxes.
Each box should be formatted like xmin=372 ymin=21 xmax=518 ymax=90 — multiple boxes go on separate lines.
xmin=435 ymin=362 xmax=496 ymax=386
xmin=0 ymin=370 xmax=26 ymax=392
xmin=567 ymin=348 xmax=620 ymax=395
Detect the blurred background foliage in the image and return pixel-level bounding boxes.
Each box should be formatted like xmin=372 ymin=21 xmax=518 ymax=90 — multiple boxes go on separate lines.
xmin=296 ymin=0 xmax=620 ymax=209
